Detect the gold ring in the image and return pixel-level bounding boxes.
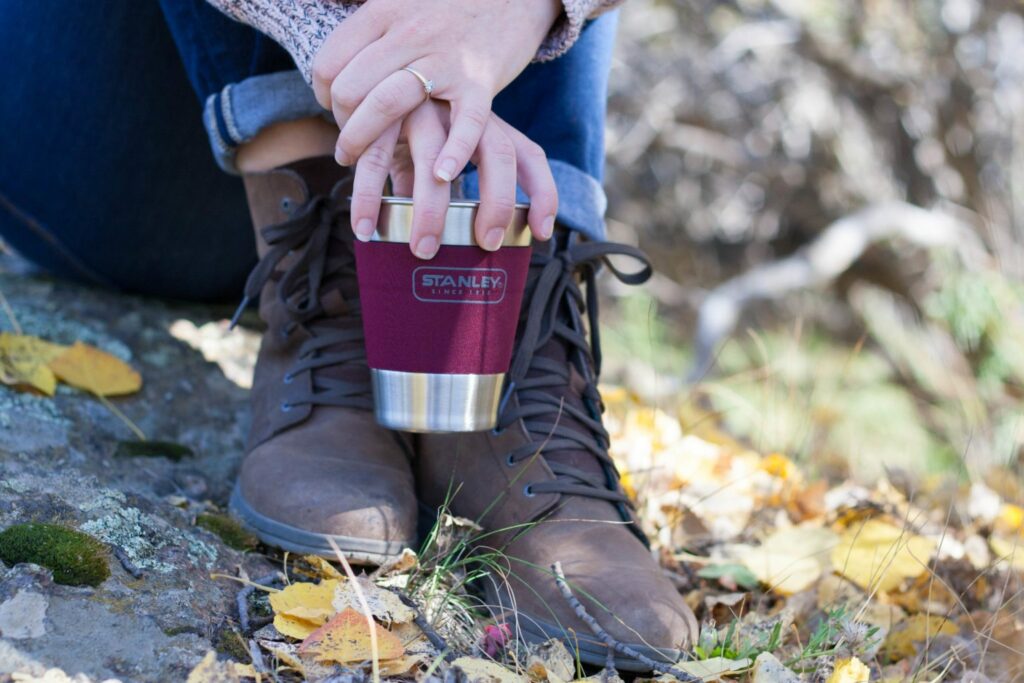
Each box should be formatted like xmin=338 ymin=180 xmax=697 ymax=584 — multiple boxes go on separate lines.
xmin=401 ymin=66 xmax=435 ymax=100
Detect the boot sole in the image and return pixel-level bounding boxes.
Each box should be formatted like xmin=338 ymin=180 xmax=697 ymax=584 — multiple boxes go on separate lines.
xmin=229 ymin=484 xmax=414 ymax=565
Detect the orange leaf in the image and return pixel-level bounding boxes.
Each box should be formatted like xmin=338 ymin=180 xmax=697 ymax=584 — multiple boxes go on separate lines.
xmin=298 ymin=607 xmax=404 ymax=664
xmin=48 ymin=341 xmax=141 ymax=396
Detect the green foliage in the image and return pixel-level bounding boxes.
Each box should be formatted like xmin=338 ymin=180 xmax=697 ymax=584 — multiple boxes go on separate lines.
xmin=196 ymin=513 xmax=258 ymax=551
xmin=697 ymin=563 xmax=760 ymax=591
xmin=0 ymin=522 xmax=110 ymax=586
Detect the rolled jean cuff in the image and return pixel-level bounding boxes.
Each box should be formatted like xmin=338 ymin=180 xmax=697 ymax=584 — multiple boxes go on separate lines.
xmin=203 ymin=70 xmax=326 ymax=174
xmin=460 ymin=160 xmax=608 ymax=242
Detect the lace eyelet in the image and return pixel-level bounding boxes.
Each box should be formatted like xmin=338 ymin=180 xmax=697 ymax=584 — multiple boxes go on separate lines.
xmin=283 ymin=374 xmax=294 ymax=384
xmin=505 ymin=454 xmax=515 ymax=467
xmin=280 ymin=401 xmax=293 ymax=412
xmin=280 ymin=197 xmax=293 ymax=212
xmin=491 ymin=425 xmax=505 ymax=436
xmin=523 ymin=484 xmax=536 ymax=498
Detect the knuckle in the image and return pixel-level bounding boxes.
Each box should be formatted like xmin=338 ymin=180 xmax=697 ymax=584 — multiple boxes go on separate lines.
xmin=458 ymin=104 xmax=490 ymax=130
xmin=311 ymin=56 xmax=334 ymax=90
xmin=415 ymin=205 xmax=446 ymax=227
xmin=370 ymin=83 xmax=404 ymax=118
xmin=522 ymin=140 xmax=549 ymax=165
xmin=359 ymin=144 xmax=392 ymax=172
xmin=330 ymin=82 xmax=359 ymax=113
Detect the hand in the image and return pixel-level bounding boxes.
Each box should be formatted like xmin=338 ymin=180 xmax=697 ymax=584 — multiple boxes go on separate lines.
xmin=311 ymin=0 xmax=562 ymax=182
xmin=348 ymin=100 xmax=557 ymax=258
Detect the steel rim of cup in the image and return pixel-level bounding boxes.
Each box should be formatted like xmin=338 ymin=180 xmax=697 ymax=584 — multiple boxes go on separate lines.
xmin=368 ymin=197 xmax=532 ymax=247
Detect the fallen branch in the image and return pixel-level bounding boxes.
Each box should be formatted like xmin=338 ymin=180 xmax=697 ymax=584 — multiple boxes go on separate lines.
xmin=392 ymin=590 xmax=454 ymax=661
xmin=689 ymin=201 xmax=983 ymax=380
xmin=551 ymin=562 xmax=699 ymax=682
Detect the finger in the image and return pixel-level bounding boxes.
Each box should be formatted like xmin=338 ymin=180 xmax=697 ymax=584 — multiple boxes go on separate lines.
xmin=494 ymin=117 xmax=558 ymax=241
xmin=350 ymin=122 xmax=401 ymax=242
xmin=311 ymin=6 xmax=385 ymax=109
xmin=433 ymin=91 xmax=492 ymax=182
xmin=328 ymin=39 xmax=418 ymax=143
xmin=471 ymin=120 xmax=518 ymax=252
xmin=335 ymin=68 xmax=431 ymax=166
xmin=406 ymin=106 xmax=451 ymax=260
xmin=389 ymin=142 xmax=415 ymax=196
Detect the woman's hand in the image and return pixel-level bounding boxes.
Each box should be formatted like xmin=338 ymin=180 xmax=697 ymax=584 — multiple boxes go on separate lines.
xmin=311 ymin=0 xmax=562 ymax=183
xmin=348 ymin=100 xmax=557 ymax=259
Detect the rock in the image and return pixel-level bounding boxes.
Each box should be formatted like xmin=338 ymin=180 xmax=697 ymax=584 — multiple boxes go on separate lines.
xmin=0 ymin=589 xmax=48 ymax=638
xmin=0 ymin=269 xmax=273 ymax=682
xmin=751 ymin=652 xmax=800 ymax=683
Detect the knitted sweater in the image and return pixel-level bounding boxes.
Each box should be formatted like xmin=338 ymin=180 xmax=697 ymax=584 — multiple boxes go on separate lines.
xmin=205 ymin=0 xmax=623 ymax=83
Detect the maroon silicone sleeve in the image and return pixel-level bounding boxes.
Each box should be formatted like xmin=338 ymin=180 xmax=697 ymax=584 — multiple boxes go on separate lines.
xmin=354 ymin=241 xmax=531 ymax=375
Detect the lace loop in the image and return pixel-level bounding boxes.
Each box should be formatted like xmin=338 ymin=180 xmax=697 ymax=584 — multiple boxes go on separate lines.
xmin=503 ymin=240 xmax=652 ymax=508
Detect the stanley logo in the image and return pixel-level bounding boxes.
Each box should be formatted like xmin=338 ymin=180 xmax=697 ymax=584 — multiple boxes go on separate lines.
xmin=413 ymin=266 xmax=508 ymax=304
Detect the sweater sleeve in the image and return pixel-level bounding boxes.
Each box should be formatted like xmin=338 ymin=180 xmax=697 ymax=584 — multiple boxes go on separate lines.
xmin=204 ymin=0 xmax=623 ymax=83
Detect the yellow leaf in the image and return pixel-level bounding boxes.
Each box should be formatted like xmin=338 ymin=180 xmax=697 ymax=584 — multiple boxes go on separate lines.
xmin=882 ymin=614 xmax=959 ymax=661
xmin=675 ymin=657 xmax=752 ymax=680
xmin=48 ymin=341 xmax=142 ymax=396
xmin=760 ymin=452 xmax=797 ymax=480
xmin=831 ymin=519 xmax=935 ymax=592
xmin=736 ymin=526 xmax=838 ymax=595
xmin=256 ymin=639 xmax=339 ymax=679
xmin=990 ymin=535 xmax=1024 ymax=571
xmin=0 ymin=333 xmax=67 ymax=395
xmin=300 ymin=554 xmax=344 ymax=581
xmin=378 ymin=653 xmax=427 ymax=676
xmin=269 ymin=579 xmax=340 ymax=638
xmin=826 ymin=657 xmax=871 ymax=683
xmin=186 ymin=651 xmax=243 ymax=683
xmin=299 ymin=607 xmax=405 ymax=664
xmin=451 ymin=656 xmax=525 ymax=683
xmin=997 ymin=504 xmax=1024 ymax=534
xmin=332 ymin=577 xmax=415 ymax=624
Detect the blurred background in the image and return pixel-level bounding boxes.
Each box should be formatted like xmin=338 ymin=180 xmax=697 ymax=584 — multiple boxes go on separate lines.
xmin=597 ymin=0 xmax=1024 ymax=483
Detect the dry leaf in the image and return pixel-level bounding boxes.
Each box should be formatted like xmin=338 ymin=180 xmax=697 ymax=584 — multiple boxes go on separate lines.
xmin=332 ymin=577 xmax=415 ymax=624
xmin=736 ymin=526 xmax=838 ymax=595
xmin=300 ymin=554 xmax=344 ymax=581
xmin=269 ymin=579 xmax=340 ymax=639
xmin=526 ymin=639 xmax=575 ymax=682
xmin=825 ymin=657 xmax=871 ymax=683
xmin=299 ymin=607 xmax=404 ymax=664
xmin=378 ymin=653 xmax=428 ymax=676
xmin=375 ymin=547 xmax=418 ymax=577
xmin=186 ymin=651 xmax=243 ymax=683
xmin=48 ymin=341 xmax=142 ymax=396
xmin=990 ymin=535 xmax=1024 ymax=571
xmin=257 ymin=639 xmax=340 ymax=679
xmin=452 ymin=656 xmax=525 ymax=683
xmin=0 ymin=333 xmax=66 ymax=395
xmin=831 ymin=519 xmax=935 ymax=592
xmin=882 ymin=614 xmax=959 ymax=660
xmin=675 ymin=657 xmax=752 ymax=680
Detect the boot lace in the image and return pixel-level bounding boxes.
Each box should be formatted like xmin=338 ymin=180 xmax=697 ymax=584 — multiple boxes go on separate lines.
xmin=496 ymin=240 xmax=652 ymax=518
xmin=230 ymin=192 xmax=371 ymax=411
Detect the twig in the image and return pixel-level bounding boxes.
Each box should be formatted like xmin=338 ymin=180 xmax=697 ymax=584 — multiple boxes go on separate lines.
xmin=551 ymin=562 xmax=700 ymax=682
xmin=96 ymin=394 xmax=147 ymax=441
xmin=111 ymin=544 xmax=143 ymax=579
xmin=0 ymin=288 xmax=22 ymax=334
xmin=237 ymin=572 xmax=286 ymax=634
xmin=327 ymin=537 xmax=381 ymax=683
xmin=392 ymin=589 xmax=454 ymax=660
xmin=249 ymin=637 xmax=273 ymax=681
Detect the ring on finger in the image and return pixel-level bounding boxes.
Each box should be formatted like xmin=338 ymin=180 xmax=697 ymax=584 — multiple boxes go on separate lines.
xmin=401 ymin=66 xmax=435 ymax=101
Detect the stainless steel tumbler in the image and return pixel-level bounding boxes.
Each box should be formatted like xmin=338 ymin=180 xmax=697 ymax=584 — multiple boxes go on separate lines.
xmin=353 ymin=198 xmax=532 ymax=432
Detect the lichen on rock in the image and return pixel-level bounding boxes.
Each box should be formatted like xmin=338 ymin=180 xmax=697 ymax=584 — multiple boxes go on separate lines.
xmin=81 ymin=506 xmax=217 ymax=573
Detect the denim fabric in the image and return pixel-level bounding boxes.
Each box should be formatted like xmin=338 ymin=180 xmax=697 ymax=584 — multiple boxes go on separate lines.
xmin=0 ymin=1 xmax=614 ymax=300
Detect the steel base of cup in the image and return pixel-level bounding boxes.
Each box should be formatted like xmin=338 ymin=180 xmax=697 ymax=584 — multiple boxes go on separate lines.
xmin=370 ymin=369 xmax=505 ymax=433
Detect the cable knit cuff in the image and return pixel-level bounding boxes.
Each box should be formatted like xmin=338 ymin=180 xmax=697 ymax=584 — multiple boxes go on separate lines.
xmin=206 ymin=0 xmax=624 ymax=82
xmin=537 ymin=0 xmax=623 ymax=62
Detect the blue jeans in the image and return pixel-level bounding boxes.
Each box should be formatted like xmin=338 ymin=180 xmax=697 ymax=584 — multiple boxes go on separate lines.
xmin=0 ymin=1 xmax=615 ymax=301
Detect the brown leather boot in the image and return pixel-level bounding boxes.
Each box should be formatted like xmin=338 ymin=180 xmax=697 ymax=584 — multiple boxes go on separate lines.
xmin=229 ymin=156 xmax=416 ymax=563
xmin=416 ymin=235 xmax=699 ymax=669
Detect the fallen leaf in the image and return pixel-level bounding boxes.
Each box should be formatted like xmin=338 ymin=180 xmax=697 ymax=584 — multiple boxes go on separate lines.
xmin=48 ymin=341 xmax=142 ymax=396
xmin=825 ymin=657 xmax=871 ymax=683
xmin=697 ymin=563 xmax=760 ymax=591
xmin=378 ymin=653 xmax=427 ymax=676
xmin=675 ymin=657 xmax=752 ymax=680
xmin=990 ymin=535 xmax=1024 ymax=571
xmin=375 ymin=548 xmax=418 ymax=577
xmin=0 ymin=333 xmax=66 ymax=395
xmin=526 ymin=639 xmax=575 ymax=683
xmin=186 ymin=651 xmax=243 ymax=683
xmin=451 ymin=656 xmax=525 ymax=683
xmin=257 ymin=639 xmax=340 ymax=679
xmin=736 ymin=526 xmax=838 ymax=595
xmin=299 ymin=607 xmax=404 ymax=664
xmin=831 ymin=519 xmax=935 ymax=592
xmin=332 ymin=577 xmax=415 ymax=624
xmin=269 ymin=579 xmax=340 ymax=639
xmin=882 ymin=614 xmax=959 ymax=661
xmin=300 ymin=555 xmax=344 ymax=581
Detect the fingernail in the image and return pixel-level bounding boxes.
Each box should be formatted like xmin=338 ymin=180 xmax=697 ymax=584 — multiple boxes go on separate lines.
xmin=540 ymin=215 xmax=555 ymax=240
xmin=335 ymin=147 xmax=352 ymax=166
xmin=435 ymin=159 xmax=458 ymax=183
xmin=355 ymin=218 xmax=374 ymax=242
xmin=482 ymin=228 xmax=505 ymax=251
xmin=414 ymin=236 xmax=439 ymax=259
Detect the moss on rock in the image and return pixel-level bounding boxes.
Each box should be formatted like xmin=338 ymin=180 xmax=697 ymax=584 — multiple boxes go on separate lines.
xmin=196 ymin=513 xmax=257 ymax=551
xmin=0 ymin=522 xmax=110 ymax=586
